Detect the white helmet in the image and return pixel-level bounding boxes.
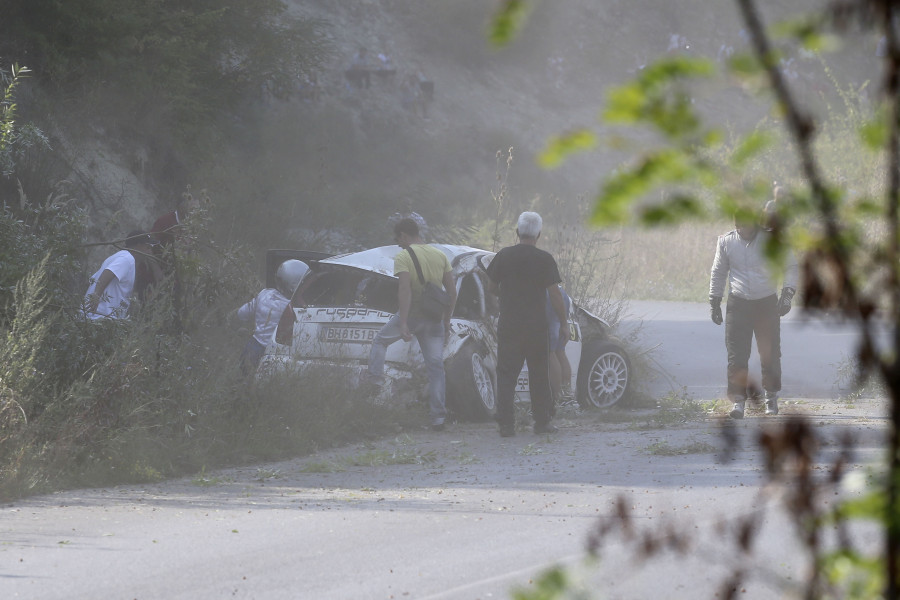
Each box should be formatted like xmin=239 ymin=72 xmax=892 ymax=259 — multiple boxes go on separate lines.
xmin=276 ymin=259 xmax=309 ymax=298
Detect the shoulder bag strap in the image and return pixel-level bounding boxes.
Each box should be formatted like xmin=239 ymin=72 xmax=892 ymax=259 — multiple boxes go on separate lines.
xmin=406 ymin=246 xmax=426 ymax=284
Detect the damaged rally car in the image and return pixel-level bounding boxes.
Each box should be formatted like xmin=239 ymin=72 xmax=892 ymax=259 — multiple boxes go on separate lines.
xmin=259 ymin=245 xmax=631 ymax=420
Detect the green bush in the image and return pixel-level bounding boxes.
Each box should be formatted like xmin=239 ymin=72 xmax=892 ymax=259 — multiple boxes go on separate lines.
xmin=1 ymin=0 xmax=330 ymax=163
xmin=0 ymin=191 xmax=425 ymax=501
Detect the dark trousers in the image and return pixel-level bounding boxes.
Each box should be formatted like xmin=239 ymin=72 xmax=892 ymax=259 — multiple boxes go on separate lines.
xmin=725 ymin=294 xmax=781 ymax=400
xmin=496 ymin=327 xmax=553 ymax=427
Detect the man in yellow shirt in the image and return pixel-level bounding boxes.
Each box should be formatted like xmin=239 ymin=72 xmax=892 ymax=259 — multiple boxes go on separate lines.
xmin=366 ymin=218 xmax=457 ymax=430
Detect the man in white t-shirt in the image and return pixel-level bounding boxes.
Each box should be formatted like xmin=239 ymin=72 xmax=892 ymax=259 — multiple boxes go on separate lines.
xmin=83 ymin=231 xmax=159 ymax=320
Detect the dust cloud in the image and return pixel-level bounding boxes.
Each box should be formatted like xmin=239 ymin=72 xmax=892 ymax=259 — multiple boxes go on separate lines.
xmin=214 ymin=0 xmax=878 ymax=256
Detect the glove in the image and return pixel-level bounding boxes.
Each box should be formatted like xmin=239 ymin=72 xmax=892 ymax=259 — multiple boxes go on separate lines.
xmin=778 ymin=287 xmax=795 ymax=317
xmin=709 ymin=296 xmax=723 ymax=325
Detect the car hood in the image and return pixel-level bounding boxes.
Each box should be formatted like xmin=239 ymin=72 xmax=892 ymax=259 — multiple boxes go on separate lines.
xmin=319 ymin=244 xmax=491 ymax=277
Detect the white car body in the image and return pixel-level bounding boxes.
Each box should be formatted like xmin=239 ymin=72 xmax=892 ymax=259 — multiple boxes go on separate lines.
xmin=259 ymin=245 xmax=630 ymax=419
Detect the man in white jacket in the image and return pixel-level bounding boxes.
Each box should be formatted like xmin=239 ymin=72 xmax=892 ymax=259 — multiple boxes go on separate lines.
xmin=709 ymin=212 xmax=798 ymax=419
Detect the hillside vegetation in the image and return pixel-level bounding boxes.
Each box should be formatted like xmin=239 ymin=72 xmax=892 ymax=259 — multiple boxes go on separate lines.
xmin=0 ymin=0 xmax=885 ymax=498
xmin=4 ymin=0 xmax=879 ymax=259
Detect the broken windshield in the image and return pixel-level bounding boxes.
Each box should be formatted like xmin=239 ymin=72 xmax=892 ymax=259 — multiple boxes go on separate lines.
xmin=297 ymin=266 xmax=398 ymax=313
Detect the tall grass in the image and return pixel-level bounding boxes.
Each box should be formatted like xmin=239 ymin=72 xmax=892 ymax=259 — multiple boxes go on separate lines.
xmin=615 ymin=222 xmax=729 ymax=301
xmin=0 ymin=195 xmax=419 ymax=501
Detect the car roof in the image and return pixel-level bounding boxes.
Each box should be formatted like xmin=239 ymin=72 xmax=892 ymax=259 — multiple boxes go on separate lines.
xmin=319 ymin=244 xmax=492 ymax=277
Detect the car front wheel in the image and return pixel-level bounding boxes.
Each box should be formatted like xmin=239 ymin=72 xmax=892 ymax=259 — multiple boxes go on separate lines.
xmin=446 ymin=340 xmax=495 ymax=422
xmin=576 ymin=339 xmax=631 ymax=409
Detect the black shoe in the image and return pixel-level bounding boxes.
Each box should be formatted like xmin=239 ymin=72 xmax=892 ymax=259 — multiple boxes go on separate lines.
xmin=499 ymin=424 xmax=516 ymax=438
xmin=533 ymin=422 xmax=558 ymax=435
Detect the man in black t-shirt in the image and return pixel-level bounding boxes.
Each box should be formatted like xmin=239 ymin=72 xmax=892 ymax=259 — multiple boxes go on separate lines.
xmin=486 ymin=212 xmax=569 ymax=437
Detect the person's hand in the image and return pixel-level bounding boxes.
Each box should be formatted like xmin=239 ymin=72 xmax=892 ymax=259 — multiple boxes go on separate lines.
xmin=444 ymin=318 xmax=452 ymax=344
xmin=778 ymin=287 xmax=795 ymax=317
xmin=710 ymin=296 xmax=723 ymax=325
xmin=400 ymin=323 xmax=413 ymax=342
xmin=558 ymin=323 xmax=569 ymax=348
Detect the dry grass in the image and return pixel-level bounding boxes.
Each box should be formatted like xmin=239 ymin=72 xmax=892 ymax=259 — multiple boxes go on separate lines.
xmin=614 ymin=221 xmax=729 ymax=301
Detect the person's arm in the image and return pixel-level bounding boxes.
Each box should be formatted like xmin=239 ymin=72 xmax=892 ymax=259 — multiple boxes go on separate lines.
xmin=709 ymin=236 xmax=728 ymax=325
xmin=484 ymin=253 xmax=500 ymax=296
xmin=88 ymin=269 xmax=117 ymax=313
xmin=442 ymin=270 xmax=457 ymax=341
xmin=236 ymin=297 xmax=255 ymax=323
xmin=397 ymin=271 xmax=413 ymax=342
xmin=777 ymin=247 xmax=799 ymax=317
xmin=709 ymin=236 xmax=729 ymax=300
xmin=548 ymin=284 xmax=569 ymax=348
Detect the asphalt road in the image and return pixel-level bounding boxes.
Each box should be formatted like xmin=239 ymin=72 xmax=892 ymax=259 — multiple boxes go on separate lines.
xmin=622 ymin=300 xmax=865 ymax=401
xmin=2 ymin=302 xmax=887 ymax=600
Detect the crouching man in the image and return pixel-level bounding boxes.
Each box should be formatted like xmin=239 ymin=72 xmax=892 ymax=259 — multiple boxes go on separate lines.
xmin=366 ymin=218 xmax=456 ymax=431
xmin=236 ymin=259 xmax=308 ymax=376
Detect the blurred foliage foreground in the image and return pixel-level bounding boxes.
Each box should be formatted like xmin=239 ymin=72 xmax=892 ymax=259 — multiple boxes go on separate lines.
xmin=491 ymin=0 xmax=900 ymax=598
xmin=0 ymin=191 xmax=416 ymax=502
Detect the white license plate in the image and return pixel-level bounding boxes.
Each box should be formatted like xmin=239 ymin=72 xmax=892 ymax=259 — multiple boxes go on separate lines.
xmin=319 ymin=326 xmax=379 ymax=343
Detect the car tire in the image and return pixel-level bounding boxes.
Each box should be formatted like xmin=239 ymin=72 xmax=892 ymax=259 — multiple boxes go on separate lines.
xmin=446 ymin=340 xmax=496 ymax=422
xmin=576 ymin=338 xmax=631 ymax=409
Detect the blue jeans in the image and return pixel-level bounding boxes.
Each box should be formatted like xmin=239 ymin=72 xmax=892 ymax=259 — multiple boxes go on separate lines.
xmin=240 ymin=338 xmax=266 ymax=377
xmin=367 ymin=313 xmax=447 ymax=424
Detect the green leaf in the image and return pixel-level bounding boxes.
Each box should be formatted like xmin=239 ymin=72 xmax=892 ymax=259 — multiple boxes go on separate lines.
xmin=772 ymin=16 xmax=819 ymax=42
xmin=604 ymin=83 xmax=645 ymax=124
xmin=859 ymin=119 xmax=887 ymax=150
xmin=854 ymin=196 xmax=881 ymax=217
xmin=638 ymin=56 xmax=715 ymax=87
xmin=730 ymin=131 xmax=773 ymax=167
xmin=538 ymin=129 xmax=597 ymax=169
xmin=833 ymin=491 xmax=886 ymax=522
xmin=639 ymin=194 xmax=705 ymax=227
xmin=603 ymin=57 xmax=713 ymax=142
xmin=488 ymin=0 xmax=533 ymax=47
xmin=592 ymin=150 xmax=694 ymax=225
xmin=702 ymin=128 xmax=724 ymax=147
xmin=511 ymin=565 xmax=570 ymax=600
xmin=727 ymin=52 xmax=762 ymax=77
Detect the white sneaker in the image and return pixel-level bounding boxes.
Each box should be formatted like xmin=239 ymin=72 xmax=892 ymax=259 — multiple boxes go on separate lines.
xmin=729 ymin=401 xmax=745 ymax=419
xmin=764 ymin=393 xmax=779 ymax=416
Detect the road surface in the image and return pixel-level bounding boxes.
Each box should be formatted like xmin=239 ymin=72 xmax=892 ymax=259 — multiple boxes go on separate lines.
xmin=2 ymin=302 xmax=887 ymax=599
xmin=622 ymin=300 xmax=865 ymax=400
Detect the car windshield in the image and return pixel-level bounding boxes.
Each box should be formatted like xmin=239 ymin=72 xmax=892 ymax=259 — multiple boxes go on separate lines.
xmin=299 ymin=265 xmax=398 ymax=313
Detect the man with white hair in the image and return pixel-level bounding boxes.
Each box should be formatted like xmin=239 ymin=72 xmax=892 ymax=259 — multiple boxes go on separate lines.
xmin=486 ymin=211 xmax=569 ymax=436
